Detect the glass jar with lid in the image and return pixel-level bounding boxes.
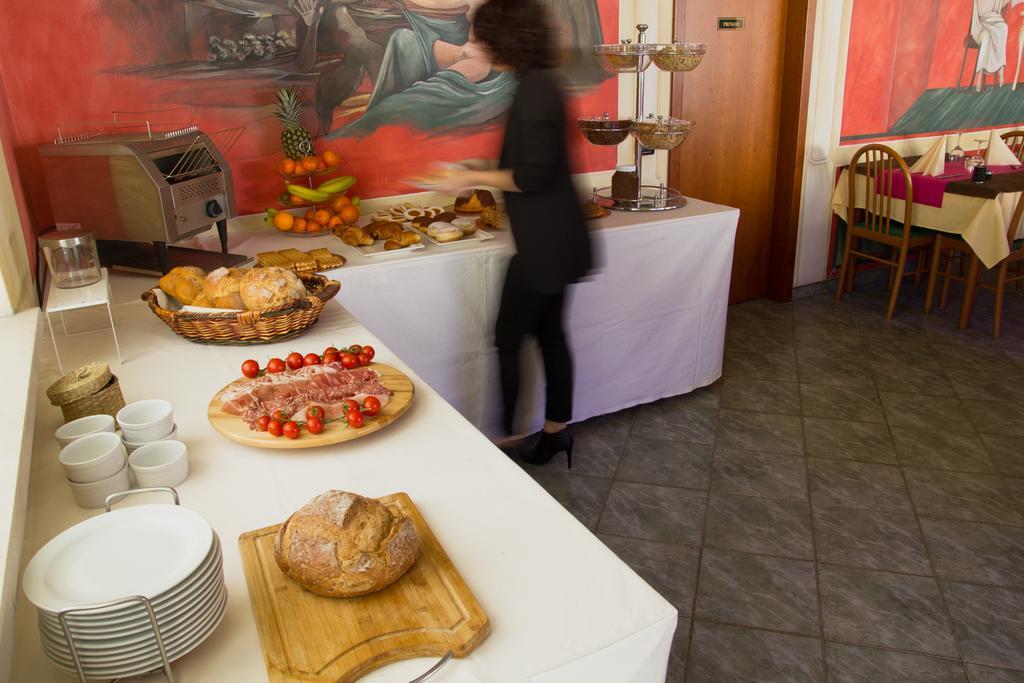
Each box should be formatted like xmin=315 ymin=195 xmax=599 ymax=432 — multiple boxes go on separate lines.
xmin=38 ymin=228 xmax=102 ymax=289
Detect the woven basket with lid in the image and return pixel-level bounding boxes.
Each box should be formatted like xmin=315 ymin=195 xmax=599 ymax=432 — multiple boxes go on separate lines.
xmin=46 ymin=362 xmax=126 ymax=422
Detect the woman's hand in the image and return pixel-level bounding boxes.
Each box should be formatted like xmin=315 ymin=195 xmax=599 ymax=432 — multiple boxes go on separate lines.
xmin=418 ymin=167 xmax=479 ymax=195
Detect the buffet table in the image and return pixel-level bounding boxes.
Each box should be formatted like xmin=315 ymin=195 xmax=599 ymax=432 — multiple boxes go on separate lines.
xmin=10 ymin=280 xmax=678 ymax=682
xmin=181 ymin=198 xmax=740 ymax=433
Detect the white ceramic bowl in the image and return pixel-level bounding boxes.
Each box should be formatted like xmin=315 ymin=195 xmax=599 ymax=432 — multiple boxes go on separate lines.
xmin=123 ymin=424 xmax=177 ymax=454
xmin=128 ymin=440 xmax=189 ymax=488
xmin=67 ymin=463 xmax=131 ymax=509
xmin=54 ymin=414 xmax=116 ymax=448
xmin=58 ymin=432 xmax=127 ymax=484
xmin=117 ymin=400 xmax=174 ymax=443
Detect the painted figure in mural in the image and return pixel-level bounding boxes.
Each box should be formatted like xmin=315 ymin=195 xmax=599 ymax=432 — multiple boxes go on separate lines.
xmin=167 ymin=0 xmax=605 ymax=134
xmin=295 ymin=0 xmax=606 ymax=137
xmin=970 ymin=0 xmax=1024 ymax=91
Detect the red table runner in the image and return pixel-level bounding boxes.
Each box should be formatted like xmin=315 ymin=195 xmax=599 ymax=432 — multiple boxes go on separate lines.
xmin=869 ymin=162 xmax=1021 ymax=208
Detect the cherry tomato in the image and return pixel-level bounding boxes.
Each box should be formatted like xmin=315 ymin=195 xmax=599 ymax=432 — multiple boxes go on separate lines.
xmin=286 ymin=352 xmax=304 ymax=370
xmin=305 ymin=416 xmax=324 ymax=434
xmin=256 ymin=415 xmax=271 ymax=432
xmin=323 ymin=346 xmax=339 ymax=356
xmin=346 ymin=411 xmax=365 ymax=428
xmin=306 ymin=405 xmax=325 ymax=420
xmin=267 ymin=357 xmax=286 ymax=373
xmin=303 ymin=353 xmax=322 ymax=367
xmin=272 ymin=409 xmax=287 ymax=421
xmin=361 ymin=345 xmax=375 ymax=361
xmin=348 ymin=344 xmax=363 ymax=355
xmin=340 ymin=352 xmax=358 ymax=369
xmin=357 ymin=352 xmax=372 ymax=366
xmin=267 ymin=419 xmax=284 ymax=437
xmin=283 ymin=421 xmax=300 ymax=439
xmin=362 ymin=395 xmax=381 ymax=417
xmin=241 ymin=359 xmax=260 ymax=379
xmin=322 ymin=351 xmax=340 ymax=365
xmin=341 ymin=399 xmax=360 ymax=414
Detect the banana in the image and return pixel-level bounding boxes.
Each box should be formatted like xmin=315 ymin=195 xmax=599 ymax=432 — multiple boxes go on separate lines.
xmin=286 ymin=184 xmax=332 ymax=202
xmin=315 ymin=175 xmax=356 ymax=194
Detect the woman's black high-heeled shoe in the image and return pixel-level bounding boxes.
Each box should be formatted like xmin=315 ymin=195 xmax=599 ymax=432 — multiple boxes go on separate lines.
xmin=522 ymin=428 xmax=573 ymax=468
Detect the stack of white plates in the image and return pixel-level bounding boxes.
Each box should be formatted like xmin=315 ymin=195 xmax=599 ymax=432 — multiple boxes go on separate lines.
xmin=22 ymin=504 xmax=226 ymax=679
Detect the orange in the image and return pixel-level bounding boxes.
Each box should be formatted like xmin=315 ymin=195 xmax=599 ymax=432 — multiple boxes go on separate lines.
xmin=272 ymin=212 xmax=295 ymax=231
xmin=292 ymin=217 xmax=307 ymax=231
xmin=322 ymin=150 xmax=339 ymax=166
xmin=313 ymin=209 xmax=331 ymax=226
xmin=340 ymin=205 xmax=360 ymax=224
xmin=329 ymin=196 xmax=350 ymax=213
xmin=289 ymin=194 xmax=304 ymax=205
xmin=301 ymin=156 xmax=319 ymax=171
xmin=307 ymin=222 xmax=323 ymax=232
xmin=278 ymin=158 xmax=295 ymax=176
xmin=304 ymin=208 xmax=316 ymax=221
xmin=327 ymin=215 xmax=343 ymax=228
xmin=316 ymin=158 xmax=326 ymax=170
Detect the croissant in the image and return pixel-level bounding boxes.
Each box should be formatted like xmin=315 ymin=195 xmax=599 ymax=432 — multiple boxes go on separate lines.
xmin=341 ymin=226 xmax=374 ymax=247
xmin=366 ymin=221 xmax=403 ymax=241
xmin=384 ymin=231 xmax=422 ymax=250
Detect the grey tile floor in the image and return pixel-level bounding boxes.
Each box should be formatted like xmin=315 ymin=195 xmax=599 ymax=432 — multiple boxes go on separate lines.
xmin=519 ymin=277 xmax=1024 ymax=682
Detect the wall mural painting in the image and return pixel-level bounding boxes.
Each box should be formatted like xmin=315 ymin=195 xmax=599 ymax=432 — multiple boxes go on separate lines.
xmin=0 ymin=0 xmax=618 ymax=227
xmin=841 ymin=0 xmax=1024 ymax=144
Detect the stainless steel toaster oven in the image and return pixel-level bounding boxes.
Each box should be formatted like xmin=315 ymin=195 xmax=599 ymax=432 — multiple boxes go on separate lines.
xmin=38 ymin=126 xmax=246 ymax=273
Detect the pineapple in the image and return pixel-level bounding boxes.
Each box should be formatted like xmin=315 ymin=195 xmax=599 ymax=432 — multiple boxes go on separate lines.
xmin=274 ymin=88 xmax=314 ymax=161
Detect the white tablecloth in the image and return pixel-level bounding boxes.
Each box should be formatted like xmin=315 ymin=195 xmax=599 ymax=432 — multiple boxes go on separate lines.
xmin=182 ymin=199 xmax=740 ymax=434
xmin=11 ymin=291 xmax=678 ymax=682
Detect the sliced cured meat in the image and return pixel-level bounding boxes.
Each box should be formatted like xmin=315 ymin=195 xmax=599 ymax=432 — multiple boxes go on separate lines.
xmin=218 ymin=362 xmax=392 ymax=429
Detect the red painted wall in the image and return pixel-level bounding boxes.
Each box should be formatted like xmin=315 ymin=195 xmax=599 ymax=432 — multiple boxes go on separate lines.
xmin=0 ymin=0 xmax=618 ymax=259
xmin=841 ymin=0 xmax=902 ymax=138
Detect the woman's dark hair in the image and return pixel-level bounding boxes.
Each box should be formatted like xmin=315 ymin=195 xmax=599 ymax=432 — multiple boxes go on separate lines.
xmin=473 ymin=0 xmax=559 ymax=73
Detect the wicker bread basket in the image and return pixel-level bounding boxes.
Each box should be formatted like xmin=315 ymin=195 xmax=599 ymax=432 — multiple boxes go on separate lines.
xmin=141 ymin=273 xmax=340 ymax=345
xmin=46 ymin=363 xmax=126 ymax=422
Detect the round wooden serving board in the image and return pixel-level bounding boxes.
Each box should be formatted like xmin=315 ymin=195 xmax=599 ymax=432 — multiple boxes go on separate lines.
xmin=207 ymin=363 xmax=413 ymax=449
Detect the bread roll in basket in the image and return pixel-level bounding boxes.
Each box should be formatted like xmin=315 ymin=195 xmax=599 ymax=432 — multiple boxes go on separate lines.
xmin=141 ymin=271 xmax=340 ymax=345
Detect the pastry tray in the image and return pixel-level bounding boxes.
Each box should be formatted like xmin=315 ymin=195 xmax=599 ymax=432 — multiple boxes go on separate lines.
xmin=405 ymin=223 xmax=495 ymax=247
xmin=351 ymin=240 xmax=425 ymax=258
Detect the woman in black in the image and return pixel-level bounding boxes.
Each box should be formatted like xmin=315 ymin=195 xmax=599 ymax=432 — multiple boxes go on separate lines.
xmin=429 ymin=0 xmax=591 ymax=466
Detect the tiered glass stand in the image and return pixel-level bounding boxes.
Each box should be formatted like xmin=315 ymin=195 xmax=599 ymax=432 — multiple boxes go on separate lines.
xmin=581 ymin=24 xmax=705 ymax=212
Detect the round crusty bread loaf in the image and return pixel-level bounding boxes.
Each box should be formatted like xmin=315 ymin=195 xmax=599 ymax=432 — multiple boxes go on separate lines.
xmin=274 ymin=491 xmax=420 ymax=598
xmin=202 ymin=267 xmax=245 ymax=309
xmin=239 ymin=267 xmax=306 ymax=311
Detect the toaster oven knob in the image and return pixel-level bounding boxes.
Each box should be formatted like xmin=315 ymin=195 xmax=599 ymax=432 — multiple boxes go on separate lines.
xmin=205 ymin=199 xmax=223 ymax=218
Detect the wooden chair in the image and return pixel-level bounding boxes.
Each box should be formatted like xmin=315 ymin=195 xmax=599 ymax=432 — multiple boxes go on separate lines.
xmin=836 ymin=144 xmax=937 ymax=319
xmin=925 ymin=193 xmax=1024 ymax=337
xmin=1001 ymin=130 xmax=1024 ymax=158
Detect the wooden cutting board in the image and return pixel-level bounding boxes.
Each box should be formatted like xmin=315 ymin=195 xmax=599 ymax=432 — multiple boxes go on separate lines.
xmin=238 ymin=493 xmax=490 ymax=682
xmin=207 ymin=363 xmax=413 ymax=449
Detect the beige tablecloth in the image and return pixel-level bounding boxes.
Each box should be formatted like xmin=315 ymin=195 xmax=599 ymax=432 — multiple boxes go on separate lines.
xmin=830 ymin=168 xmax=1022 ymax=268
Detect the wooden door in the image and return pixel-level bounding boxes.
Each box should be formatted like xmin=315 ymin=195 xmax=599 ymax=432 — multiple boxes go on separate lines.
xmin=669 ymin=0 xmax=813 ymax=303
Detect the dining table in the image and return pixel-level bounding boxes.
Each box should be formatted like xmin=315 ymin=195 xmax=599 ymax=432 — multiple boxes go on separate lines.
xmin=830 ymin=155 xmax=1024 ymax=269
xmin=7 ymin=272 xmax=679 ymax=682
xmin=175 ymin=197 xmax=740 ymax=436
